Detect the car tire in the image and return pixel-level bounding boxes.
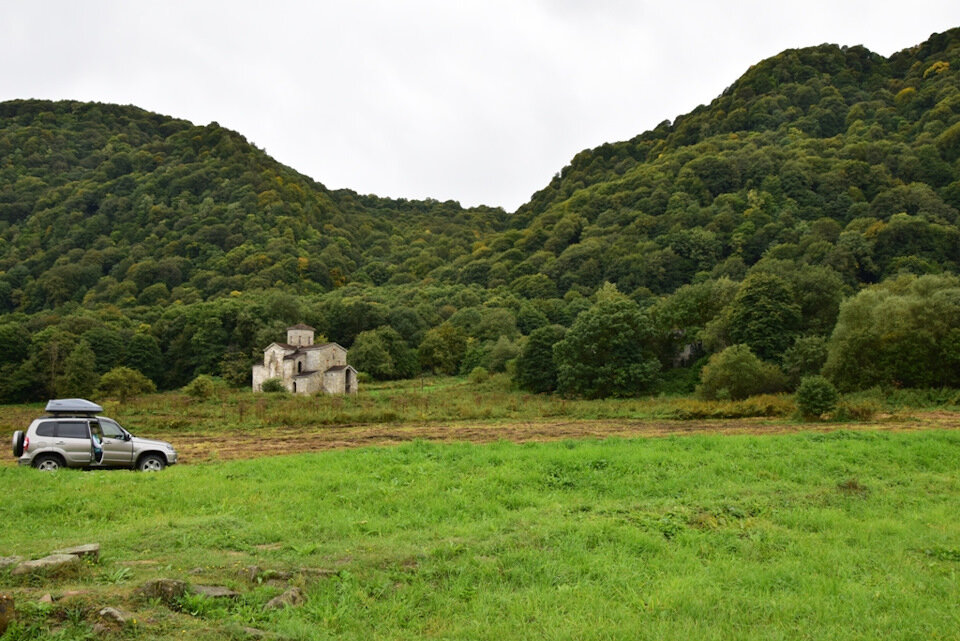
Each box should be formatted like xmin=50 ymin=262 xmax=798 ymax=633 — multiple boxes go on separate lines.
xmin=11 ymin=430 xmax=24 ymax=457
xmin=137 ymin=454 xmax=166 ymax=472
xmin=33 ymin=454 xmax=64 ymax=471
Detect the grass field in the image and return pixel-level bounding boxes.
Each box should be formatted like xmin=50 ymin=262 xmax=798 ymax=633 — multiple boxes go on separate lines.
xmin=2 ymin=428 xmax=960 ymax=639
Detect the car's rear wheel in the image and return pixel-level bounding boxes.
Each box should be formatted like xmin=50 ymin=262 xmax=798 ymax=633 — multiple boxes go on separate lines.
xmin=11 ymin=430 xmax=24 ymax=457
xmin=33 ymin=454 xmax=64 ymax=471
xmin=137 ymin=454 xmax=166 ymax=472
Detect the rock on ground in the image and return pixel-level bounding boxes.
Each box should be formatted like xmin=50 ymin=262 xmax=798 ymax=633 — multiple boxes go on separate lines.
xmin=135 ymin=579 xmax=188 ymax=605
xmin=51 ymin=543 xmax=100 ymax=562
xmin=265 ymin=587 xmax=305 ymax=610
xmin=98 ymin=607 xmax=133 ymax=625
xmin=192 ymin=585 xmax=240 ymax=599
xmin=11 ymin=554 xmax=81 ymax=576
xmin=0 ymin=556 xmax=23 ymax=571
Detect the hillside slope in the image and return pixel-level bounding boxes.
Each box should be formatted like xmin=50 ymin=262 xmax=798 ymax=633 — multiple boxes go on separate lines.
xmin=487 ymin=29 xmax=960 ymax=296
xmin=0 ymin=28 xmax=958 ymax=398
xmin=0 ymin=100 xmax=505 ymax=311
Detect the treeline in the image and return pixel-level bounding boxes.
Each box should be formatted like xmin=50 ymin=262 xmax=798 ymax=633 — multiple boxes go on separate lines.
xmin=0 ymin=28 xmax=959 ymax=402
xmin=2 ymin=268 xmax=957 ymax=403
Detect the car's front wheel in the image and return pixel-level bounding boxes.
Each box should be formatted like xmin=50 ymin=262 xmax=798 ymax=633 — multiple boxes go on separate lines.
xmin=137 ymin=454 xmax=166 ymax=471
xmin=33 ymin=454 xmax=64 ymax=471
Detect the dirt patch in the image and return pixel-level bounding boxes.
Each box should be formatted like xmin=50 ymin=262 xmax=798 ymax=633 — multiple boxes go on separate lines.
xmin=3 ymin=412 xmax=957 ymax=468
xmin=168 ymin=412 xmax=960 ymax=465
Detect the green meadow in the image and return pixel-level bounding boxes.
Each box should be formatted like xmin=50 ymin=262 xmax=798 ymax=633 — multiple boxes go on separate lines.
xmin=2 ymin=429 xmax=959 ymax=640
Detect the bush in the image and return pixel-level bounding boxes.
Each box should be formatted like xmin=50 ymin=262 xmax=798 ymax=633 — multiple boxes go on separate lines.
xmin=833 ymin=398 xmax=880 ymax=421
xmin=260 ymin=378 xmax=287 ymax=393
xmin=96 ymin=366 xmax=157 ymax=402
xmin=795 ymin=376 xmax=839 ymax=419
xmin=698 ymin=344 xmax=786 ymax=400
xmin=183 ymin=374 xmax=217 ymax=399
xmin=468 ymin=366 xmax=490 ymax=384
xmin=667 ymin=394 xmax=794 ymax=419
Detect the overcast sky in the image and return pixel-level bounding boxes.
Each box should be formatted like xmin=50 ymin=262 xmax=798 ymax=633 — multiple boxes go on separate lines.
xmin=3 ymin=2 xmax=959 ymax=211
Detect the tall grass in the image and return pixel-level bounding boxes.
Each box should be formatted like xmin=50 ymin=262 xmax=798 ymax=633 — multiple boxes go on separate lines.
xmin=4 ymin=379 xmax=956 ymax=441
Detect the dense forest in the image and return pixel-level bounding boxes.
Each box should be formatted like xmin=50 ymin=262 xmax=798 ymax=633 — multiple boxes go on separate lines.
xmin=1 ymin=27 xmax=958 ymax=402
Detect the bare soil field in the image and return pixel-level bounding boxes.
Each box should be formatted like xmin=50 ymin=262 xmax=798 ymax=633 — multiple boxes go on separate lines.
xmin=170 ymin=412 xmax=960 ymax=464
xmin=5 ymin=411 xmax=958 ymax=467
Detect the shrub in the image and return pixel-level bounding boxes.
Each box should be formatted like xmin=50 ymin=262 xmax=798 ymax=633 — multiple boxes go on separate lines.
xmin=833 ymin=398 xmax=880 ymax=421
xmin=468 ymin=366 xmax=490 ymax=384
xmin=97 ymin=366 xmax=157 ymax=402
xmin=795 ymin=375 xmax=839 ymax=420
xmin=667 ymin=394 xmax=794 ymax=419
xmin=183 ymin=374 xmax=217 ymax=399
xmin=697 ymin=344 xmax=786 ymax=400
xmin=260 ymin=378 xmax=287 ymax=393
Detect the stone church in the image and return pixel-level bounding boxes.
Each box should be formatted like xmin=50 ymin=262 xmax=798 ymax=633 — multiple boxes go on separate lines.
xmin=252 ymin=324 xmax=358 ymax=395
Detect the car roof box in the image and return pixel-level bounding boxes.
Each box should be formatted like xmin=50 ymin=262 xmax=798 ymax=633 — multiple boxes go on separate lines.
xmin=45 ymin=398 xmax=103 ymax=415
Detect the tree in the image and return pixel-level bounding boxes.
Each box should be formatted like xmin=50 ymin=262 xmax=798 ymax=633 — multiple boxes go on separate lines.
xmin=97 ymin=366 xmax=157 ymax=402
xmin=82 ymin=326 xmax=126 ymax=374
xmin=0 ymin=322 xmax=30 ymax=366
xmin=515 ymin=325 xmax=566 ymax=393
xmin=782 ymin=335 xmax=829 ymax=388
xmin=418 ymin=322 xmax=467 ymax=375
xmin=553 ymin=284 xmax=660 ymax=398
xmin=486 ymin=336 xmax=519 ymax=373
xmin=727 ymin=273 xmax=801 ymax=361
xmin=824 ymin=274 xmax=960 ymax=390
xmin=57 ymin=340 xmax=98 ymax=398
xmin=351 ymin=326 xmax=417 ymax=380
xmin=220 ymin=347 xmax=252 ymax=387
xmin=698 ymin=344 xmax=786 ymax=400
xmin=124 ymin=333 xmax=163 ymax=384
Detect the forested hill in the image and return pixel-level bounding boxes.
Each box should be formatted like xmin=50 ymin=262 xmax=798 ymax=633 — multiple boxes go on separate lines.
xmin=0 ymin=27 xmax=958 ymax=400
xmin=0 ymin=99 xmax=507 ymax=310
xmin=499 ymin=27 xmax=960 ymax=295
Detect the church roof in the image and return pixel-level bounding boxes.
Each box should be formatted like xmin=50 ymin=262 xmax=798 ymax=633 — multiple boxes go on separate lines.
xmin=264 ymin=341 xmax=346 ymax=355
xmin=287 ymin=323 xmax=315 ymax=331
xmin=325 ymin=365 xmax=356 ymax=373
xmin=300 ymin=342 xmax=345 ymax=351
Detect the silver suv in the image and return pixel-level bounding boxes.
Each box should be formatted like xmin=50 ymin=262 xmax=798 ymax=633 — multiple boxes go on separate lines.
xmin=11 ymin=399 xmax=177 ymax=471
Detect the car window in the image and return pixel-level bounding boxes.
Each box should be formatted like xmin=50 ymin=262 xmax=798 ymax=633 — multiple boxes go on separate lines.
xmin=98 ymin=419 xmax=125 ymax=438
xmin=36 ymin=422 xmax=55 ymax=437
xmin=56 ymin=421 xmax=90 ymax=439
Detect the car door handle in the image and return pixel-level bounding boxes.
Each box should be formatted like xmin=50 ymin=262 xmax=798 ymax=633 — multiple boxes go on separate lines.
xmin=56 ymin=440 xmax=65 ymax=444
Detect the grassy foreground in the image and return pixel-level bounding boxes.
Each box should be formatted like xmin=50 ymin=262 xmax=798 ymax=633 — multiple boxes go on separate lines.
xmin=2 ymin=430 xmax=959 ymax=639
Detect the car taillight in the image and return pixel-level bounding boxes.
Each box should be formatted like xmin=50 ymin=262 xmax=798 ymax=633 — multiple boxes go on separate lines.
xmin=23 ymin=437 xmax=29 ymax=451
